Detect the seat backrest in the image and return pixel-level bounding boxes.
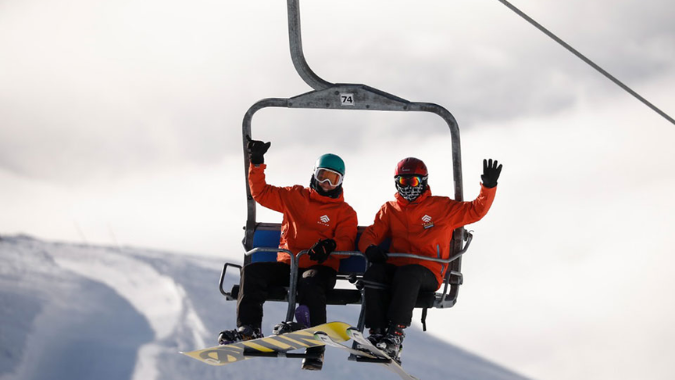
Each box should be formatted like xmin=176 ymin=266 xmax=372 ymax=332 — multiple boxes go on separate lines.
xmin=249 ymin=223 xmax=390 ymax=275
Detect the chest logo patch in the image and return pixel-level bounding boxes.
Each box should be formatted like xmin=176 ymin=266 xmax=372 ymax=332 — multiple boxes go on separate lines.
xmin=318 ymin=215 xmax=331 ymax=226
xmin=422 ymin=214 xmax=434 ymax=229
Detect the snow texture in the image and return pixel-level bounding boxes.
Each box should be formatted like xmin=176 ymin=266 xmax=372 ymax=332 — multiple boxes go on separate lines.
xmin=0 ymin=235 xmax=532 ymax=380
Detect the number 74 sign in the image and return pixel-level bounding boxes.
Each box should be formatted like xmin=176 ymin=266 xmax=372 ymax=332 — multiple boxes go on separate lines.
xmin=340 ymin=93 xmax=354 ymax=106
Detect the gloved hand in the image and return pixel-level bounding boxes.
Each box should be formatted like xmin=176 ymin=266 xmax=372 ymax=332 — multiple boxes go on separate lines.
xmin=246 ymin=135 xmax=271 ymax=165
xmin=308 ymin=238 xmax=337 ymax=264
xmin=481 ymin=158 xmax=503 ymax=188
xmin=364 ymin=245 xmax=388 ymax=264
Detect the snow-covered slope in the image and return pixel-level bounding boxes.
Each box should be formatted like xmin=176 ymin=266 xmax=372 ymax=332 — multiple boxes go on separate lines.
xmin=0 ymin=235 xmax=532 ymax=380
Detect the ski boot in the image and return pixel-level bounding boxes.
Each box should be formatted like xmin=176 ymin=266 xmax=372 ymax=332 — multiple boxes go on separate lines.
xmin=366 ymin=327 xmax=385 ymax=346
xmin=376 ymin=324 xmax=405 ymax=363
xmin=273 ymin=304 xmax=311 ymax=335
xmin=217 ymin=325 xmax=263 ymax=345
xmin=301 ymin=346 xmax=325 ymax=371
xmin=272 ymin=321 xmax=305 ymax=335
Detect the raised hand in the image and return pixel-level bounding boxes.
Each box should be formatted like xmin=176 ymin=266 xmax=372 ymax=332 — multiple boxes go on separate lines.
xmin=246 ymin=135 xmax=271 ymax=165
xmin=481 ymin=159 xmax=503 ymax=188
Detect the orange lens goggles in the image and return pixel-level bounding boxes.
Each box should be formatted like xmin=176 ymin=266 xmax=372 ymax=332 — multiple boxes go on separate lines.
xmin=396 ymin=175 xmax=422 ymax=187
xmin=314 ymin=168 xmax=343 ymax=186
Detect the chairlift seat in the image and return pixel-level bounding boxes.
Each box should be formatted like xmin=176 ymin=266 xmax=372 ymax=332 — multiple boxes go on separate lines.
xmin=220 ymin=223 xmax=450 ymax=309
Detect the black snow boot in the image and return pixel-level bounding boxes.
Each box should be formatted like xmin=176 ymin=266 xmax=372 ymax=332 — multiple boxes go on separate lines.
xmin=301 ymin=346 xmax=325 ymax=371
xmin=272 ymin=321 xmax=305 ymax=335
xmin=366 ymin=327 xmax=385 ymax=346
xmin=376 ymin=323 xmax=405 ymax=363
xmin=217 ymin=325 xmax=262 ymax=345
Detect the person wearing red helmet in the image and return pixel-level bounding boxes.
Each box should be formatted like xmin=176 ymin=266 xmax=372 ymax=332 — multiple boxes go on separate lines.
xmin=358 ymin=157 xmax=502 ymax=362
xmin=218 ymin=136 xmax=358 ymax=371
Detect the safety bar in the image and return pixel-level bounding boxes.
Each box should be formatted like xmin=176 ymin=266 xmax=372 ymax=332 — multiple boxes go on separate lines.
xmin=218 ymin=262 xmax=242 ymax=298
xmin=220 ymin=230 xmax=473 ymax=324
xmin=218 ymin=247 xmax=293 ymax=299
xmin=287 ymin=249 xmax=470 ymax=321
xmin=436 ymin=230 xmax=473 ymax=307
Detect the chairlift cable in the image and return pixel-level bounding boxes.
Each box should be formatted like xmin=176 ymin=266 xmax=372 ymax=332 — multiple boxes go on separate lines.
xmin=496 ymin=0 xmax=675 ymax=125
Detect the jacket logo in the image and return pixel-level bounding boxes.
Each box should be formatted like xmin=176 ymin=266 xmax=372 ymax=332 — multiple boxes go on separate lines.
xmin=422 ymin=214 xmax=434 ymax=229
xmin=317 ymin=215 xmax=331 ymax=227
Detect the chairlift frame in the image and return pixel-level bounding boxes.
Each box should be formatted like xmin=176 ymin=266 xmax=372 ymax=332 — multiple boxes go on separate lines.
xmin=220 ymin=0 xmax=473 ymax=331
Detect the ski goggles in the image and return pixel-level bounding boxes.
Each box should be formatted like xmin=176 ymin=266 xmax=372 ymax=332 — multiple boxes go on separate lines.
xmin=314 ymin=168 xmax=343 ymax=186
xmin=395 ymin=175 xmax=424 ymax=187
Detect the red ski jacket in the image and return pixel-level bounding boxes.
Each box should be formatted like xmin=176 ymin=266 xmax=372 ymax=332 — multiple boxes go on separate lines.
xmin=358 ymin=185 xmax=497 ymax=288
xmin=249 ymin=163 xmax=358 ymax=271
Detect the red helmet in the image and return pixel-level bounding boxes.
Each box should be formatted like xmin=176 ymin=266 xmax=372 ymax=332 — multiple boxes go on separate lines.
xmin=394 ymin=157 xmax=428 ymax=178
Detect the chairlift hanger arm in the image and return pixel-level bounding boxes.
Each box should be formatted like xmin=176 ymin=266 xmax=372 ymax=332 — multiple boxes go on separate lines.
xmin=287 ymin=0 xmax=332 ymax=90
xmin=280 ymin=0 xmax=463 ymax=199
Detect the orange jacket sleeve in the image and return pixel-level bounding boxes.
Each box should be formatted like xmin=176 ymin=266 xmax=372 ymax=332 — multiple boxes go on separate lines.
xmin=444 ymin=184 xmax=496 ymax=226
xmin=332 ymin=206 xmax=359 ymax=258
xmin=248 ymin=163 xmax=301 ymax=213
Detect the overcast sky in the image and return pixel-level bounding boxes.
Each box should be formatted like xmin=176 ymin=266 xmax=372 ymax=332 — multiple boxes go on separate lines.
xmin=1 ymin=1 xmax=674 ymax=380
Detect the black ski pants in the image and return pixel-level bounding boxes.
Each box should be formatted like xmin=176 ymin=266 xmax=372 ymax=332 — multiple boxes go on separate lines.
xmin=363 ymin=263 xmax=438 ymax=328
xmin=236 ymin=261 xmax=337 ymax=328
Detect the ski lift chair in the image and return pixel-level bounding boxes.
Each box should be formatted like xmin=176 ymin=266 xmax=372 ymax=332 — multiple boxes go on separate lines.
xmin=218 ymin=0 xmax=474 ymax=332
xmin=219 ymin=223 xmax=472 ymax=330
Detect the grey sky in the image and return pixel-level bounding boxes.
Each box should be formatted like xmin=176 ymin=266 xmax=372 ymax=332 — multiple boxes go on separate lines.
xmin=1 ymin=1 xmax=674 ymax=380
xmin=1 ymin=0 xmax=673 ymax=183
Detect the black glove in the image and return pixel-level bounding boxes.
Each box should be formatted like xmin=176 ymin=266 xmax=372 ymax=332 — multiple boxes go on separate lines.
xmin=246 ymin=135 xmax=271 ymax=165
xmin=364 ymin=245 xmax=388 ymax=264
xmin=481 ymin=158 xmax=503 ymax=188
xmin=308 ymin=238 xmax=336 ymax=264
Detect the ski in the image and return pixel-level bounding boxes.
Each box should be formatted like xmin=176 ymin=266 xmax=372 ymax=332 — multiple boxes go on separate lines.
xmin=313 ymin=331 xmax=378 ymax=359
xmin=346 ymin=328 xmax=420 ymax=380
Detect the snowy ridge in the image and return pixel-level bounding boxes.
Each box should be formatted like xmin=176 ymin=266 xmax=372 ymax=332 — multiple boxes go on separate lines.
xmin=51 ymin=244 xmax=185 ymax=380
xmin=0 ymin=235 xmax=532 ymax=380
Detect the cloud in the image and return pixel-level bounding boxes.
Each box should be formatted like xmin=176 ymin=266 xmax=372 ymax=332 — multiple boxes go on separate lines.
xmin=298 ymin=0 xmax=675 ymax=126
xmin=1 ymin=0 xmax=673 ymax=184
xmin=0 ymin=0 xmax=287 ymax=183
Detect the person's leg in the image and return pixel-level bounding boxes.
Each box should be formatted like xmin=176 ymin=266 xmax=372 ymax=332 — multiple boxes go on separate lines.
xmin=363 ymin=263 xmax=397 ymax=330
xmin=378 ymin=264 xmax=438 ymax=361
xmin=216 ymin=262 xmax=291 ymax=344
xmin=386 ymin=264 xmax=438 ymax=326
xmin=296 ymin=265 xmax=337 ymax=326
xmin=236 ymin=261 xmax=290 ymax=328
xmin=295 ymin=265 xmax=337 ymax=371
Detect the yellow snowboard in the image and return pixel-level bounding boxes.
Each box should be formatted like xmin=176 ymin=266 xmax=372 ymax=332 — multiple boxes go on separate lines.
xmin=181 ymin=321 xmax=351 ymax=366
